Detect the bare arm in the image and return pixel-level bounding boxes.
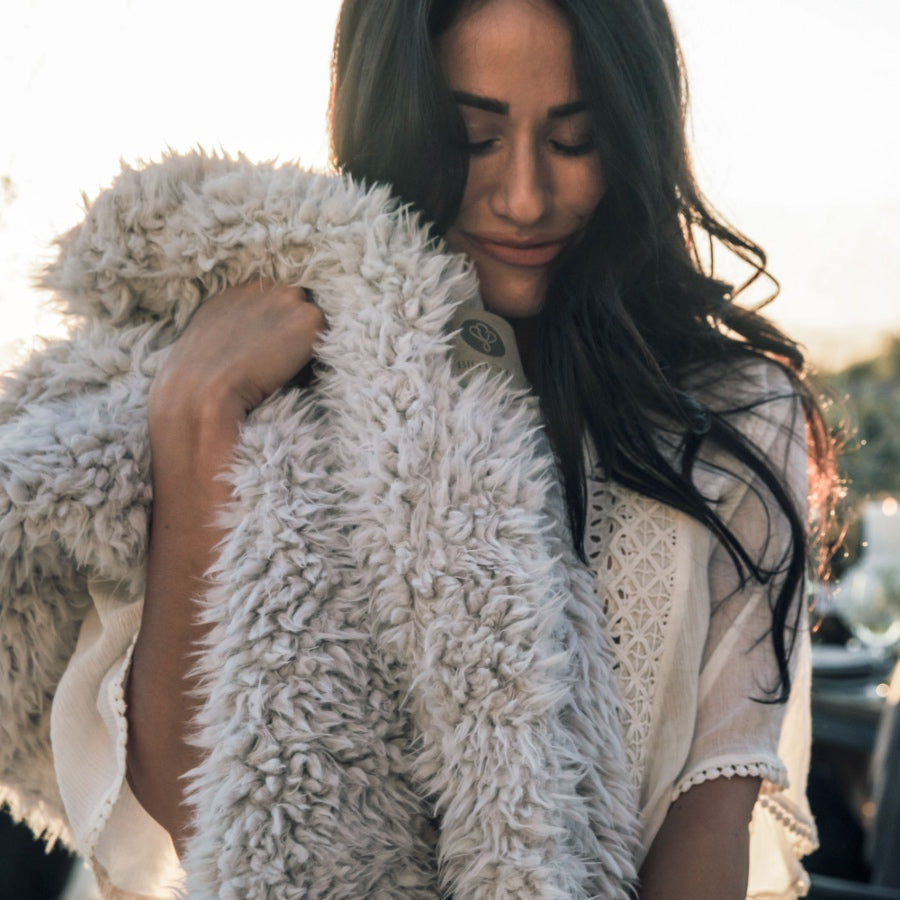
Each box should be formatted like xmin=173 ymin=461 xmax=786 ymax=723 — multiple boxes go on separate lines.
xmin=125 ymin=281 xmax=324 ymax=854
xmin=638 ymin=776 xmax=761 ymax=900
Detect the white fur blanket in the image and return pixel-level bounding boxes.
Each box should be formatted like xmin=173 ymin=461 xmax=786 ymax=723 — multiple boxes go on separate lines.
xmin=0 ymin=152 xmax=637 ymax=898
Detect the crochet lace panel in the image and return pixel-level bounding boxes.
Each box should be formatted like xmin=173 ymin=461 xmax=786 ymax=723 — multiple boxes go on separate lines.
xmin=587 ymin=478 xmax=678 ymax=786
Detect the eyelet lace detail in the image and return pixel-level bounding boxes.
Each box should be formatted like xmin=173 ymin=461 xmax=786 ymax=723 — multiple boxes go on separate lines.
xmin=85 ymin=634 xmax=137 ymax=852
xmin=587 ymin=478 xmax=678 ymax=786
xmin=673 ymin=761 xmax=788 ymax=801
xmin=758 ymin=793 xmax=819 ymax=856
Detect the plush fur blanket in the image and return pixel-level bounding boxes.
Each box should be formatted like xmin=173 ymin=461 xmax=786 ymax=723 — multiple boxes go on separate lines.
xmin=0 ymin=151 xmax=637 ymax=898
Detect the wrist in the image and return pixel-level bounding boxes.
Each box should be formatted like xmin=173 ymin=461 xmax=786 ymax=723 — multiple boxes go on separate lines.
xmin=149 ymin=369 xmax=244 ymax=455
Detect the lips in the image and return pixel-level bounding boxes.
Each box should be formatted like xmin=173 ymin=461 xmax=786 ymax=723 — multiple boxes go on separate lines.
xmin=465 ymin=233 xmax=568 ymax=267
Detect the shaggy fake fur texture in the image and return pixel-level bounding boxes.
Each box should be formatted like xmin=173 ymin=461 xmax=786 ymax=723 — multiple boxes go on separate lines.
xmin=0 ymin=151 xmax=637 ymax=898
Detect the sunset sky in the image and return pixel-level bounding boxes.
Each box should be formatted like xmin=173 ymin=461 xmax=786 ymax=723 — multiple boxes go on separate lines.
xmin=2 ymin=0 xmax=898 ymax=369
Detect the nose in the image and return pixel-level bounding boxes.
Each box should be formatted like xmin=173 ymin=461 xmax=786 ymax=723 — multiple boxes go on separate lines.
xmin=491 ymin=140 xmax=551 ymax=227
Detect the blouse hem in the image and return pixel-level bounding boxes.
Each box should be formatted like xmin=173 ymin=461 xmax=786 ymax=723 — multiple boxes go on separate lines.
xmin=84 ymin=634 xmax=138 ymax=853
xmin=757 ymin=793 xmax=819 ymax=858
xmin=673 ymin=758 xmax=789 ymax=802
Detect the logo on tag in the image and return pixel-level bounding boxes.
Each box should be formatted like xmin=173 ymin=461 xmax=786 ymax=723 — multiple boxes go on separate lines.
xmin=461 ymin=319 xmax=505 ymax=358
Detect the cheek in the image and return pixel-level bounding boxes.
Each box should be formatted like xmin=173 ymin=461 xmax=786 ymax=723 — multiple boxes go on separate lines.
xmin=571 ymin=159 xmax=607 ymax=219
xmin=453 ymin=165 xmax=490 ymax=223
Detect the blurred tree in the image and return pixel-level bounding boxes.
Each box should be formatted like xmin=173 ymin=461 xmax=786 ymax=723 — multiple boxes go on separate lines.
xmin=824 ymin=336 xmax=900 ymax=499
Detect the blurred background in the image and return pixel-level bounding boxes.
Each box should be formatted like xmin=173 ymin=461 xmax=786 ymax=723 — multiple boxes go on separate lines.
xmin=1 ymin=1 xmax=898 ymax=898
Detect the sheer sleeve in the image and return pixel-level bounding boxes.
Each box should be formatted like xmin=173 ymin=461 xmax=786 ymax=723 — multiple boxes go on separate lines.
xmin=674 ymin=363 xmax=818 ymax=898
xmin=50 ymin=577 xmax=184 ymax=898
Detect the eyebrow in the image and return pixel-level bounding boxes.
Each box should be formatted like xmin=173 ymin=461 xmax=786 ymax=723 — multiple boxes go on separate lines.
xmin=451 ymin=91 xmax=586 ymax=119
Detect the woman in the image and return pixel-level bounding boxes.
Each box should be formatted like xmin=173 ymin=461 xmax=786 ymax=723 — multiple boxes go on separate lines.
xmin=0 ymin=0 xmax=835 ymax=897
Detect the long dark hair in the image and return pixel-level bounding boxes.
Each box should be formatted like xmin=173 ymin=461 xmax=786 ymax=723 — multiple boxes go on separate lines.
xmin=330 ymin=0 xmax=839 ymax=701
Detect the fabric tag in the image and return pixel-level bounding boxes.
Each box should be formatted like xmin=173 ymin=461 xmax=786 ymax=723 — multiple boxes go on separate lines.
xmin=449 ymin=296 xmax=529 ymax=392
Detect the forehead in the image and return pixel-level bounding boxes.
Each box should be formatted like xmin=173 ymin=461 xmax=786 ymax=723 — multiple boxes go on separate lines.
xmin=436 ymin=0 xmax=579 ymax=102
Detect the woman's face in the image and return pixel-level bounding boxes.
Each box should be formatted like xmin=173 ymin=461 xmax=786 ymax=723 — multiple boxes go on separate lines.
xmin=437 ymin=0 xmax=607 ymax=321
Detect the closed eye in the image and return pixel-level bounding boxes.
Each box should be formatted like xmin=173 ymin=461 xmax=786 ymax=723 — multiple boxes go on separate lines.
xmin=467 ymin=138 xmax=498 ymax=156
xmin=550 ymin=137 xmax=596 ymax=157
xmin=468 ymin=137 xmax=595 ymax=157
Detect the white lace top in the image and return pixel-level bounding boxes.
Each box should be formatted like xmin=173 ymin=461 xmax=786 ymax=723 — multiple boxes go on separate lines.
xmin=49 ymin=359 xmax=818 ymax=899
xmin=585 ymin=358 xmax=817 ymax=897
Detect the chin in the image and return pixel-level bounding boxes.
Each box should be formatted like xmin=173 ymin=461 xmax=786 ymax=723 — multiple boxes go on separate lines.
xmin=478 ymin=271 xmax=549 ymax=320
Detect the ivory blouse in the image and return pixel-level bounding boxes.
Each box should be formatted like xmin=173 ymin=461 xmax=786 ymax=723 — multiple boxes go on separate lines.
xmin=50 ymin=358 xmax=817 ymax=898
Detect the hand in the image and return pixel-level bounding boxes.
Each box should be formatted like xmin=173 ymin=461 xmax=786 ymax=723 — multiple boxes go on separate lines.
xmin=149 ymin=279 xmax=325 ymax=429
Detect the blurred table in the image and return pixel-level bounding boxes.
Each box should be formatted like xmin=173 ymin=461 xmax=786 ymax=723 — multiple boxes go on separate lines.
xmin=807 ymin=643 xmax=896 ymax=883
xmin=812 ymin=644 xmax=894 ymax=751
